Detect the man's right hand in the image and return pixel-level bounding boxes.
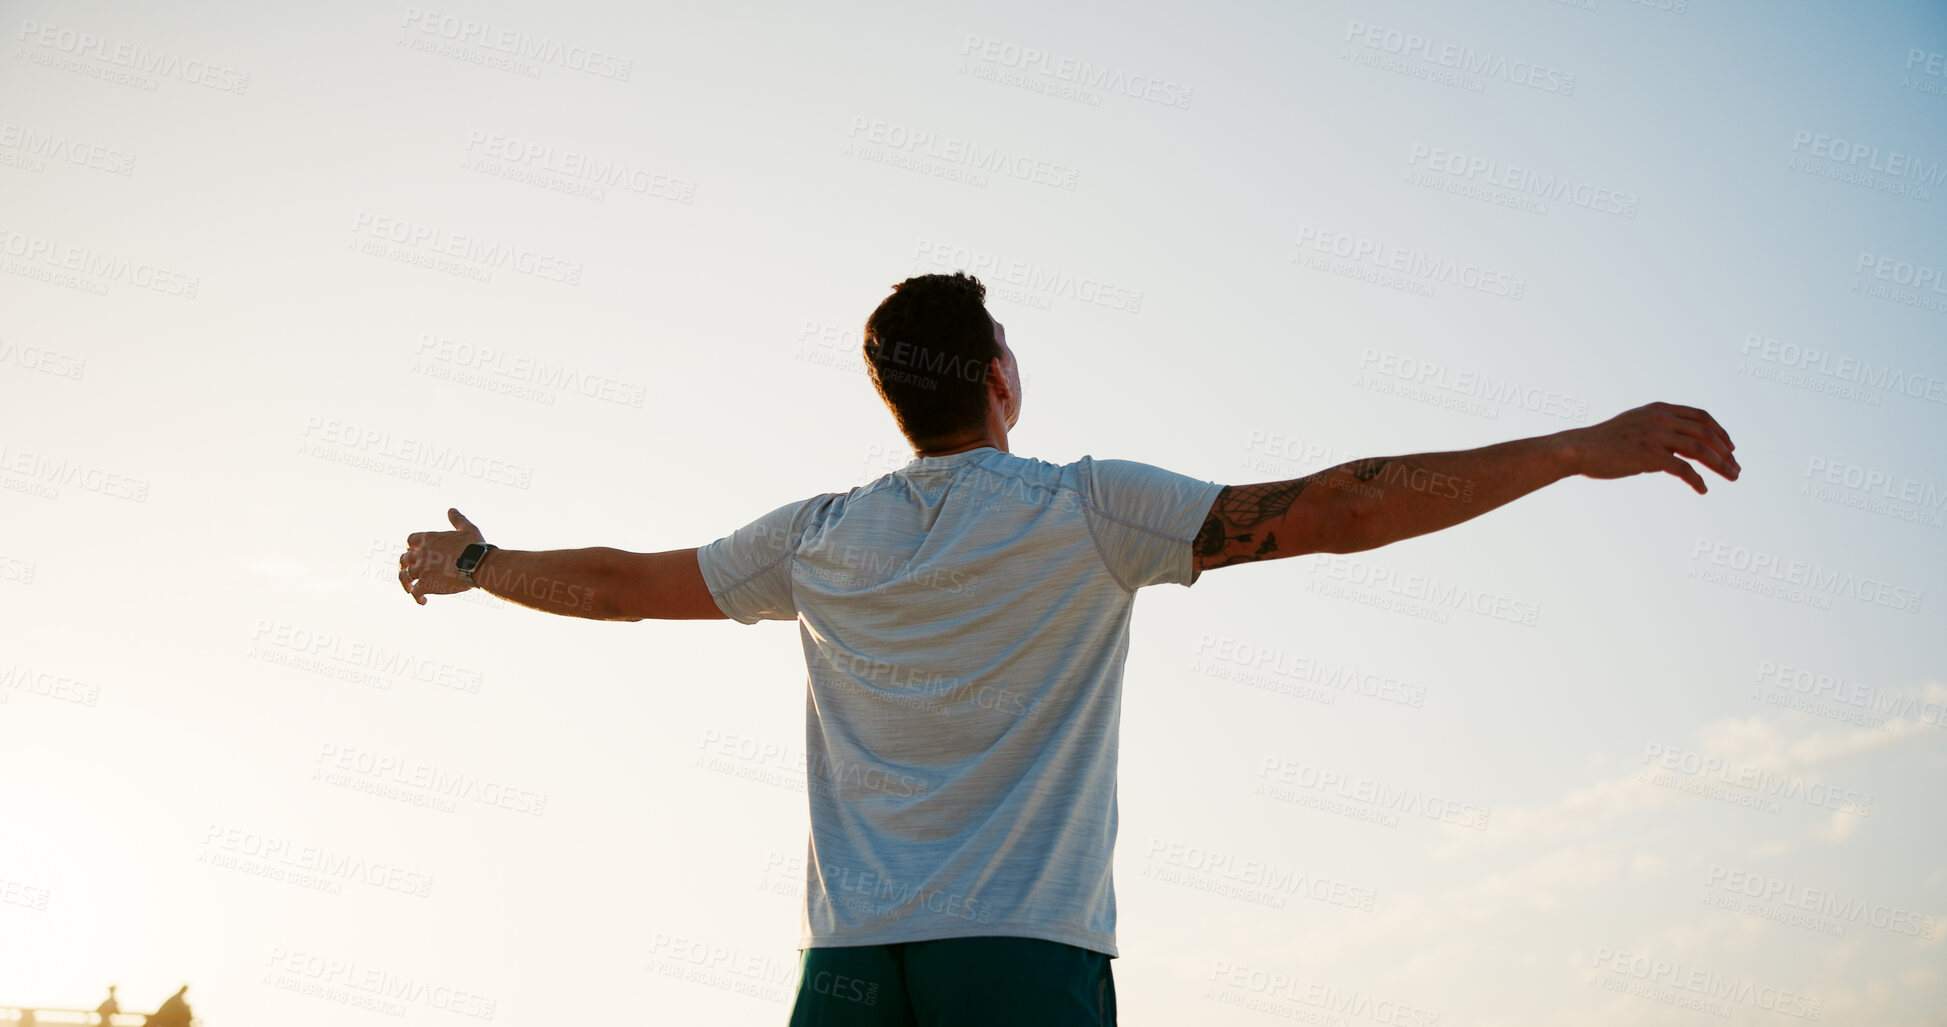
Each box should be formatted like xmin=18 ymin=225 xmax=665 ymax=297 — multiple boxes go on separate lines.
xmin=1568 ymin=402 xmax=1739 ymax=494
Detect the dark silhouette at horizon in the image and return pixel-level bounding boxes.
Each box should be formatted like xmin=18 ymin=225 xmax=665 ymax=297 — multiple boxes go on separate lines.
xmin=143 ymin=986 xmax=190 ymax=1027
xmin=2 ymin=984 xmax=195 ymax=1027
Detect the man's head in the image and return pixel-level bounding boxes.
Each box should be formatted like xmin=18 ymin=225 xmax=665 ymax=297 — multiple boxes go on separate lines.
xmin=863 ymin=272 xmax=1020 ymax=452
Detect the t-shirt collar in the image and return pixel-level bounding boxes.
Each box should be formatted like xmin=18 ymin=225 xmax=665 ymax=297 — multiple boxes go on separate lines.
xmin=904 ymin=446 xmax=1001 ymax=470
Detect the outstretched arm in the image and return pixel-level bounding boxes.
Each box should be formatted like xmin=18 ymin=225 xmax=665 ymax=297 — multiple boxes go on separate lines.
xmin=399 ymin=509 xmax=726 ymax=620
xmin=1194 ymin=402 xmax=1739 ymax=574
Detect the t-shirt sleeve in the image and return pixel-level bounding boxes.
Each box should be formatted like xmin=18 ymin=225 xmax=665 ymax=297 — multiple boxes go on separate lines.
xmin=1081 ymin=457 xmax=1226 ymax=590
xmin=694 ymin=496 xmax=826 ymax=624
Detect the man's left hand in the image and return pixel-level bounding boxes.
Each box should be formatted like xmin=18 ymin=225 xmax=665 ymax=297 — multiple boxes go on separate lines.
xmin=400 ymin=508 xmax=486 ymax=605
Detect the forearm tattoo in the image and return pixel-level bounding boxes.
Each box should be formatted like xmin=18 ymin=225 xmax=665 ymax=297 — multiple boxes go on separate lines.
xmin=1192 ymin=459 xmax=1394 ymax=571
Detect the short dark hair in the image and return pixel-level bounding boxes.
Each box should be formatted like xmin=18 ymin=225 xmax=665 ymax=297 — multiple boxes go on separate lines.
xmin=862 ymin=271 xmax=1002 ymax=446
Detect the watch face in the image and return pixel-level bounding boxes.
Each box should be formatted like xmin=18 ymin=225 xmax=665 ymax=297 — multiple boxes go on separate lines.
xmin=458 ymin=544 xmax=488 ymax=571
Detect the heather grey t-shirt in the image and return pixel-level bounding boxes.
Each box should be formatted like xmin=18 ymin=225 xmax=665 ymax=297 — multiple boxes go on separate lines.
xmin=694 ymin=446 xmax=1224 ymax=957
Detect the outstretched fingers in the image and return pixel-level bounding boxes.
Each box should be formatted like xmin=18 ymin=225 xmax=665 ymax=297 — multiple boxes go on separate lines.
xmin=1661 ymin=452 xmax=1708 ymax=494
xmin=1663 ymin=404 xmax=1736 ymax=457
xmin=1663 ymin=425 xmax=1739 ymax=481
xmin=399 ymin=549 xmax=428 ymax=605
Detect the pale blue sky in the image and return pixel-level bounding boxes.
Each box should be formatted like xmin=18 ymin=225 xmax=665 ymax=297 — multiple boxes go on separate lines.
xmin=3 ymin=1 xmax=1943 ymax=1024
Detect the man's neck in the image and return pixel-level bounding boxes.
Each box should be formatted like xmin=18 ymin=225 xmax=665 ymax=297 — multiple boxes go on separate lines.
xmin=913 ymin=432 xmax=1009 ymax=458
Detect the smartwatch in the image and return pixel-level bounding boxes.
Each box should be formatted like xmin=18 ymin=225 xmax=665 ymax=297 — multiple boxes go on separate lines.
xmin=455 ymin=543 xmax=497 ymax=588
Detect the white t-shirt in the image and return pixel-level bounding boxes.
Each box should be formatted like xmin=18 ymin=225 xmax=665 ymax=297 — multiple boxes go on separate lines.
xmin=695 ymin=446 xmax=1224 ymax=957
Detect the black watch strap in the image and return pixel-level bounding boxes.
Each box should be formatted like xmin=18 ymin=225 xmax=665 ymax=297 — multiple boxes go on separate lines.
xmin=455 ymin=543 xmax=497 ymax=587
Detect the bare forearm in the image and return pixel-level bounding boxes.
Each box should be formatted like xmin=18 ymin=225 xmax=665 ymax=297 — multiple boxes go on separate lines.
xmin=471 ymin=547 xmax=620 ymax=619
xmin=1316 ymin=431 xmax=1580 ymax=552
xmin=1193 ymin=404 xmax=1735 ymax=575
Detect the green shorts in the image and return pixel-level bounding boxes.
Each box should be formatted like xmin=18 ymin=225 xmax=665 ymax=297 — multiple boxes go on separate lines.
xmin=786 ymin=936 xmax=1116 ymax=1026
